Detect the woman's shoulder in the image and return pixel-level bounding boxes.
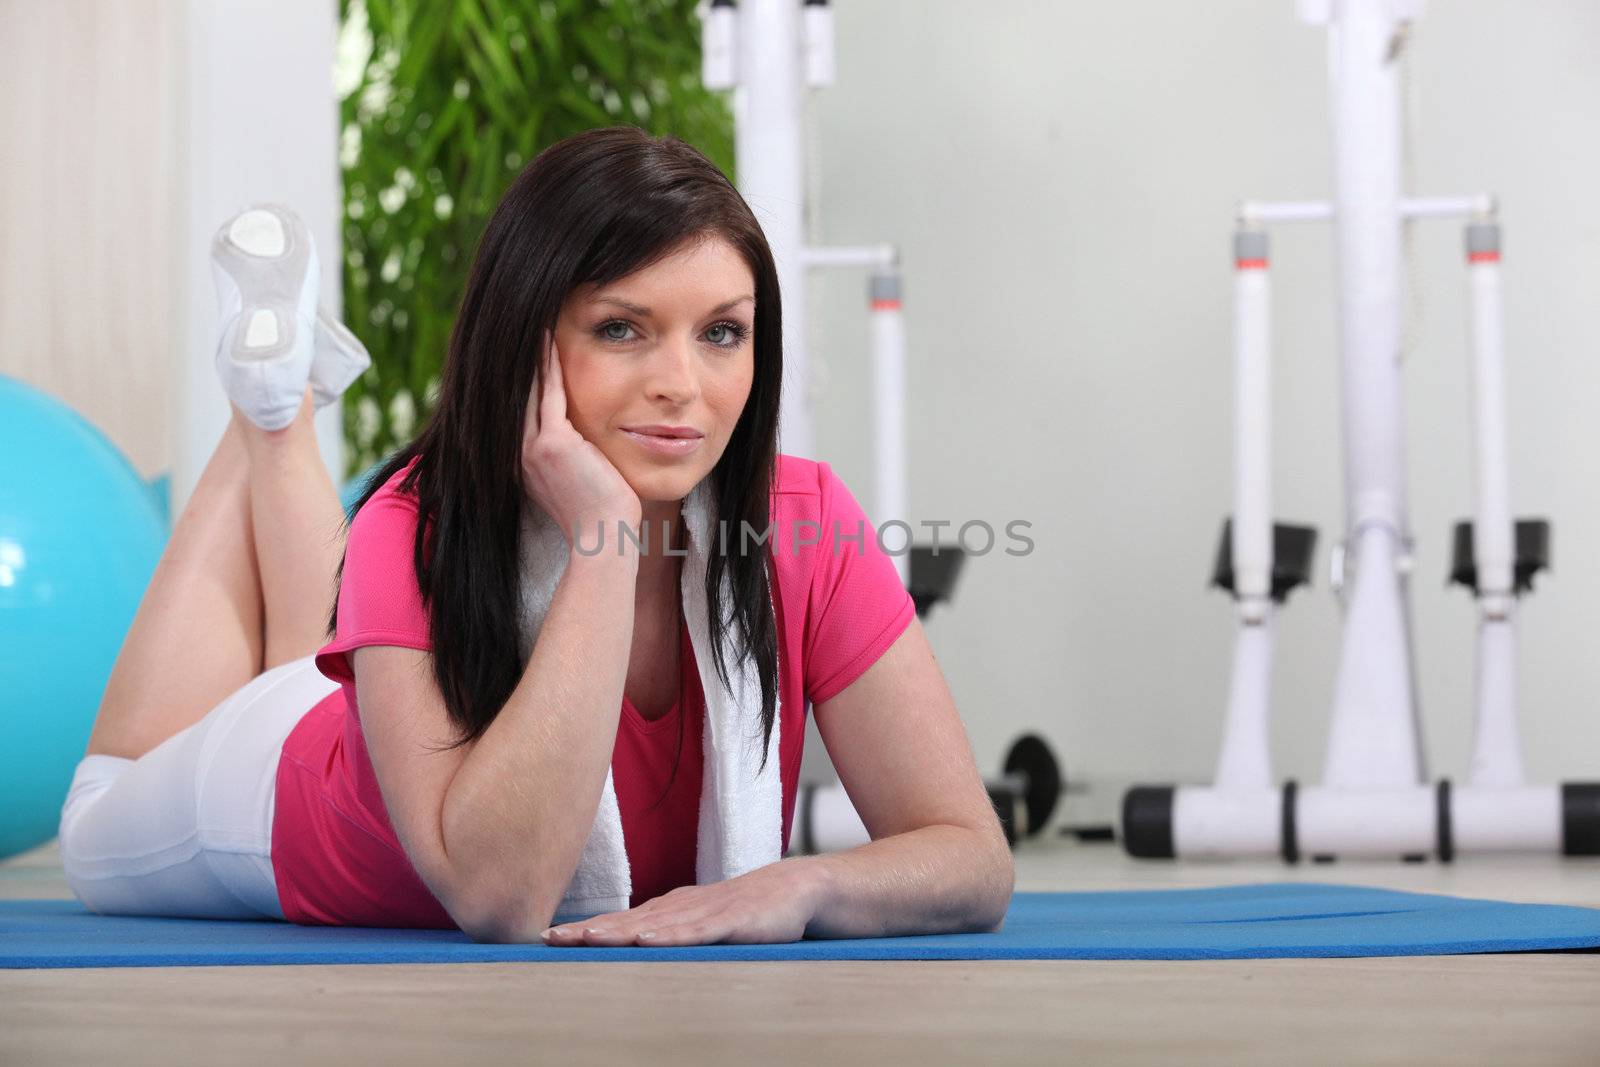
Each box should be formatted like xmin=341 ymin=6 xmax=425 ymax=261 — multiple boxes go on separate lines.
xmin=366 ymin=454 xmax=424 ymax=506
xmin=350 ymin=456 xmax=426 ymax=531
xmin=768 ymin=452 xmax=883 ymax=587
xmin=317 ymin=456 xmax=434 ymax=680
xmin=771 ymin=452 xmax=831 ymax=508
xmin=771 ymin=452 xmax=863 ymax=521
xmin=343 ymin=455 xmax=432 ymax=578
xmin=773 ymin=452 xmax=818 ymax=489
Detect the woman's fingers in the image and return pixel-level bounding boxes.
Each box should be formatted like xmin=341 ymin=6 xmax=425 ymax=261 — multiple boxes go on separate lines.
xmin=544 ymin=900 xmax=675 ymax=945
xmin=532 ymin=333 xmax=548 ymax=436
xmin=542 ymin=893 xmax=736 ymax=947
xmin=542 ymin=337 xmax=567 ymax=426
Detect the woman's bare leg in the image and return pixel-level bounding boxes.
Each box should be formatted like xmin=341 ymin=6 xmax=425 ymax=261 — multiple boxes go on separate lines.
xmin=86 ymin=411 xmax=265 ymax=761
xmin=85 ymin=381 xmax=348 ymax=760
xmin=242 ymin=386 xmax=348 ymax=670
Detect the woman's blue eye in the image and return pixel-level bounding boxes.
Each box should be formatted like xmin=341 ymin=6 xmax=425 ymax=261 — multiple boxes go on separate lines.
xmin=592 ymin=319 xmax=750 ymax=348
xmin=706 ymin=322 xmax=750 ymax=347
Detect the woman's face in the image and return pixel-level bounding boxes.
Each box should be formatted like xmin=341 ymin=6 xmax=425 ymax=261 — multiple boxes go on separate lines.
xmin=550 ymin=235 xmax=757 ymax=506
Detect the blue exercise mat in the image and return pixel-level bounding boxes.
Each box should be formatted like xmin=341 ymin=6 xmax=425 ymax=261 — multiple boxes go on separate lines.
xmin=4 ymin=883 xmax=1599 ymax=968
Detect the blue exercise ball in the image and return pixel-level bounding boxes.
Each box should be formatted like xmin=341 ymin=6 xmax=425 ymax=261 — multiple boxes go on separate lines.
xmin=0 ymin=375 xmax=166 ymax=860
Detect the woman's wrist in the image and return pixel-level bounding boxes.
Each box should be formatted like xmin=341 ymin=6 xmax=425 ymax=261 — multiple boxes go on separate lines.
xmin=567 ymin=540 xmax=639 ymax=575
xmin=555 ymin=506 xmax=637 ymax=561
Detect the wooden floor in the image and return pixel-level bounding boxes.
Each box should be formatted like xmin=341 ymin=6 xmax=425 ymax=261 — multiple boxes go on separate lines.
xmin=4 ymin=834 xmax=1599 ymax=1066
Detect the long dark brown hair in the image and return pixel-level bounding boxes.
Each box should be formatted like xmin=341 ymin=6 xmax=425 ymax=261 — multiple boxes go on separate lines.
xmin=328 ymin=126 xmax=784 ymax=795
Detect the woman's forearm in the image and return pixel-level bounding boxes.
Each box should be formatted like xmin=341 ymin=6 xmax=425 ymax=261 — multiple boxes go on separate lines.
xmin=796 ymin=825 xmax=1015 ymax=940
xmin=440 ymin=546 xmax=638 ymax=940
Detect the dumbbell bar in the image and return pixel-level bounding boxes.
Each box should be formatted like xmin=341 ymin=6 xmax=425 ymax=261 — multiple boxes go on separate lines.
xmin=789 ymin=734 xmax=1061 ymax=855
xmin=1122 ymin=781 xmax=1600 ymax=861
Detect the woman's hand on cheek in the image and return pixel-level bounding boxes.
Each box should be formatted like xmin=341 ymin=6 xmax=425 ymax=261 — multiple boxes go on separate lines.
xmin=540 ymin=859 xmax=824 ymax=947
xmin=522 ymin=332 xmax=642 ymax=544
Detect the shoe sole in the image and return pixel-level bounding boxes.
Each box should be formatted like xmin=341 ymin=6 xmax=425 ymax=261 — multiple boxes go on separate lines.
xmin=212 ymin=207 xmax=318 ymax=366
xmin=211 ymin=206 xmax=320 ymax=429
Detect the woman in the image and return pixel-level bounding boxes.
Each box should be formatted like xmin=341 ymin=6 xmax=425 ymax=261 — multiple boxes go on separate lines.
xmin=57 ymin=126 xmax=1012 ymax=945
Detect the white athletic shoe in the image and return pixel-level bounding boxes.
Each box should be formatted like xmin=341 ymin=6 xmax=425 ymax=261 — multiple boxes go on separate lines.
xmin=210 ymin=204 xmax=320 ymax=431
xmin=310 ymin=307 xmax=372 ymax=410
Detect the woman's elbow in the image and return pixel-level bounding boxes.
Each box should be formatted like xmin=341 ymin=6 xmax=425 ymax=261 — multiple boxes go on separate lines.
xmin=455 ymin=895 xmax=558 ymax=945
xmin=977 ymin=836 xmax=1015 ymax=933
xmin=447 ymin=875 xmax=565 ymax=945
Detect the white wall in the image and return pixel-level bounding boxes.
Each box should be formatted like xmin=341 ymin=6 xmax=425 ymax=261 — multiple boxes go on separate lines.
xmin=0 ymin=0 xmax=344 ymax=507
xmin=174 ymin=0 xmax=344 ymax=515
xmin=0 ymin=0 xmax=178 ymax=479
xmin=802 ymin=0 xmax=1600 ymax=804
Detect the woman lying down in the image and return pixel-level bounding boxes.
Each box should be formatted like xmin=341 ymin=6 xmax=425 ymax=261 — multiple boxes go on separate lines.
xmin=57 ymin=126 xmax=1013 ymax=946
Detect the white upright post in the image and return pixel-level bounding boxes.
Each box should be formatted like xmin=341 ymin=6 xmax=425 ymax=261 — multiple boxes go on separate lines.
xmin=701 ymin=0 xmax=738 ymax=89
xmin=869 ymin=272 xmax=910 ymax=587
xmin=1463 ymin=222 xmax=1525 ymax=787
xmin=1215 ymin=231 xmax=1275 ymax=792
xmin=731 ymin=0 xmax=813 ymax=461
xmin=1319 ymin=0 xmax=1426 ymax=790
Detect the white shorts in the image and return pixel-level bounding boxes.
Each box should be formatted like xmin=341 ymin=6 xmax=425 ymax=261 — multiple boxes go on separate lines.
xmin=57 ymin=654 xmax=339 ymax=922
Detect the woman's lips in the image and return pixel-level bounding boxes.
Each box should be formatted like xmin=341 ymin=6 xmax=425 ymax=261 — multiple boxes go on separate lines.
xmin=621 ymin=428 xmax=704 ymax=456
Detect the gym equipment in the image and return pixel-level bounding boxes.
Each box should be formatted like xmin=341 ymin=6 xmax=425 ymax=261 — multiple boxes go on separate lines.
xmin=1123 ymin=0 xmax=1600 ymax=862
xmin=989 ymin=734 xmax=1062 ymax=844
xmin=790 ymin=734 xmax=1061 ymax=854
xmin=10 ymin=883 xmax=1600 ymax=966
xmin=0 ymin=376 xmax=167 ymax=860
xmin=700 ymin=0 xmax=965 ymax=597
xmin=907 ymin=543 xmax=965 ymax=620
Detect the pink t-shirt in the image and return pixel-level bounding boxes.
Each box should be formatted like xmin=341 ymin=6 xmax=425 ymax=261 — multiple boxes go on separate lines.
xmin=270 ymin=452 xmax=916 ymax=927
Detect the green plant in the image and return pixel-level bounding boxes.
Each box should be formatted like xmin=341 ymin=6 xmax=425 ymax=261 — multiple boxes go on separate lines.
xmin=336 ymin=0 xmax=734 ymax=477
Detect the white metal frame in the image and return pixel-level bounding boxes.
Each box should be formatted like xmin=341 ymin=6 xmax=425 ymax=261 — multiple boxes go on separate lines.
xmin=1131 ymin=0 xmax=1593 ymax=860
xmin=701 ymin=0 xmax=912 ymax=588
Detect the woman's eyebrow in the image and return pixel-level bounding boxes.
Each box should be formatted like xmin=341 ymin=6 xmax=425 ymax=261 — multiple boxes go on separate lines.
xmin=592 ymin=295 xmax=755 ymax=317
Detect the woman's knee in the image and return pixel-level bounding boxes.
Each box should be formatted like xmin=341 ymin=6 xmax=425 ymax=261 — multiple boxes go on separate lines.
xmin=56 ymin=755 xmax=132 ymax=911
xmin=57 ymin=755 xmax=131 ymax=849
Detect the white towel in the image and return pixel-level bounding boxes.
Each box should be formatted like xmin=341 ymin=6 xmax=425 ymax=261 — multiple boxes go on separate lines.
xmin=515 ymin=477 xmax=783 ymax=923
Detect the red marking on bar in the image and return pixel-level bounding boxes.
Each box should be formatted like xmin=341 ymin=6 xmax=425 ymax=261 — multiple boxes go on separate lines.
xmin=1468 ymin=251 xmax=1501 ymax=263
xmin=871 ymin=299 xmax=902 ymax=311
xmin=1235 ymin=258 xmax=1269 ymax=270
